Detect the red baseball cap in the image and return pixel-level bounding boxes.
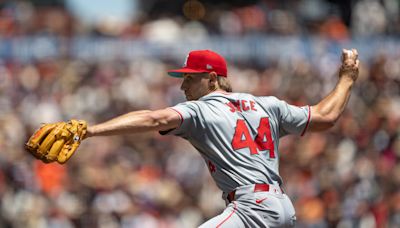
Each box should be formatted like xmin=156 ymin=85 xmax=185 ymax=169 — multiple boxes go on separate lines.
xmin=168 ymin=50 xmax=228 ymax=77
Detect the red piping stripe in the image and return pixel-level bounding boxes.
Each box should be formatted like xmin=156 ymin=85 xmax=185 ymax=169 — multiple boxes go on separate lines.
xmin=301 ymin=105 xmax=311 ymax=136
xmin=169 ymin=107 xmax=183 ymax=128
xmin=216 ymin=202 xmax=237 ymax=228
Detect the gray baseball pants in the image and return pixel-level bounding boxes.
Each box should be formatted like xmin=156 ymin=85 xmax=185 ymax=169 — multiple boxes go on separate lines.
xmin=199 ymin=184 xmax=296 ymax=227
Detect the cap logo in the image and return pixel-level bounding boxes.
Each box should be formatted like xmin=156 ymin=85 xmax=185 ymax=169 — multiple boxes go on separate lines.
xmin=206 ymin=64 xmax=213 ymax=70
xmin=183 ymin=55 xmax=189 ymax=67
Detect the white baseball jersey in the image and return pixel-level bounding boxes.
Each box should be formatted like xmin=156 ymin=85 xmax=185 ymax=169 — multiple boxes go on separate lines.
xmin=163 ymin=91 xmax=311 ymax=193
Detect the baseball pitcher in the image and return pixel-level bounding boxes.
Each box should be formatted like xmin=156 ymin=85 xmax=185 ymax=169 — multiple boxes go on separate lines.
xmin=26 ymin=49 xmax=359 ymax=227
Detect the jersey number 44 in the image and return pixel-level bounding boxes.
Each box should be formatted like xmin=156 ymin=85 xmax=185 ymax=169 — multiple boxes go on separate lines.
xmin=231 ymin=117 xmax=275 ymax=158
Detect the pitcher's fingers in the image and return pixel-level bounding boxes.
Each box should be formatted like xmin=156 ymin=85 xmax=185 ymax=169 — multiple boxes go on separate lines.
xmin=352 ymin=49 xmax=358 ymax=59
xmin=342 ymin=49 xmax=348 ymax=61
xmin=355 ymin=59 xmax=360 ymax=68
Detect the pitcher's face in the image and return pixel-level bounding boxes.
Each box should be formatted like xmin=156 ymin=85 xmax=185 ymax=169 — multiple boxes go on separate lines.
xmin=180 ymin=73 xmax=210 ymax=101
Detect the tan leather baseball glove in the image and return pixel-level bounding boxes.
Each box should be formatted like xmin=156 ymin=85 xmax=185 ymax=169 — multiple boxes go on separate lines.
xmin=25 ymin=120 xmax=87 ymax=164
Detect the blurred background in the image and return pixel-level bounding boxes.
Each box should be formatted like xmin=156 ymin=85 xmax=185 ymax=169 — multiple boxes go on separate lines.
xmin=1 ymin=0 xmax=400 ymax=227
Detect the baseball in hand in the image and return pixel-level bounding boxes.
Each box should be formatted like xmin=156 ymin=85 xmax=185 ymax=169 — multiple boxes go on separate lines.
xmin=340 ymin=48 xmax=359 ymax=81
xmin=342 ymin=49 xmax=359 ymax=65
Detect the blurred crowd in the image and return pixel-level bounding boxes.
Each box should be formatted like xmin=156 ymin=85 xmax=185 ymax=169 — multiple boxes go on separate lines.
xmin=0 ymin=0 xmax=399 ymax=39
xmin=1 ymin=0 xmax=400 ymax=228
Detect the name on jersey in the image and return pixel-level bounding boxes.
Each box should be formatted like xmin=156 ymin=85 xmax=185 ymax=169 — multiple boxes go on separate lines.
xmin=226 ymin=100 xmax=257 ymax=112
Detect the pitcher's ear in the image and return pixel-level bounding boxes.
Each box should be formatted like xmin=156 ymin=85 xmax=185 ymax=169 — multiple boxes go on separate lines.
xmin=208 ymin=72 xmax=218 ymax=91
xmin=208 ymin=71 xmax=218 ymax=81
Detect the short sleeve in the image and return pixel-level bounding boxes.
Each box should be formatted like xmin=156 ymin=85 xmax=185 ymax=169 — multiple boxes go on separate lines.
xmin=278 ymin=100 xmax=311 ymax=137
xmin=159 ymin=101 xmax=199 ymax=138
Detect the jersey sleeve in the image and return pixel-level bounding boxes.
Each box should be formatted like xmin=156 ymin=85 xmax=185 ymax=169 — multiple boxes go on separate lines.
xmin=258 ymin=96 xmax=311 ymax=137
xmin=159 ymin=101 xmax=199 ymax=138
xmin=278 ymin=100 xmax=311 ymax=137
